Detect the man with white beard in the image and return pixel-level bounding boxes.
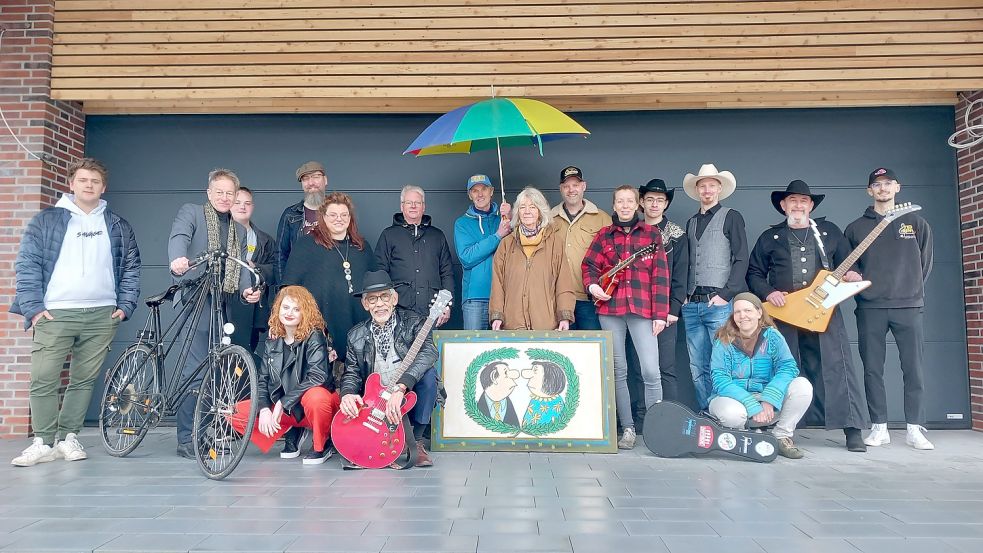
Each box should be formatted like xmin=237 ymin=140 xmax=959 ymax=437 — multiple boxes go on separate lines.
xmin=746 ymin=180 xmax=870 ymax=453
xmin=275 ymin=161 xmax=328 ymax=282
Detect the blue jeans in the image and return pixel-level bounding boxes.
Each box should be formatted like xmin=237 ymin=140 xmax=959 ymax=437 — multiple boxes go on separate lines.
xmin=409 ymin=366 xmax=438 ymax=427
xmin=682 ymin=300 xmax=732 ymax=410
xmin=571 ymin=300 xmax=601 ymax=331
xmin=462 ymin=299 xmax=489 ymax=331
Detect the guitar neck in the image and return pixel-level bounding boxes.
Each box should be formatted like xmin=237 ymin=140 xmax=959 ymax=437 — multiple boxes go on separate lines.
xmin=603 ymin=245 xmax=655 ymax=278
xmin=830 ymin=217 xmax=891 ymax=280
xmin=385 ymin=315 xmax=438 ymax=392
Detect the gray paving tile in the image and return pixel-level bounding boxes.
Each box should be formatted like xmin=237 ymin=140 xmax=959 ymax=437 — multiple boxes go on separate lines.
xmin=275 ymin=521 xmax=369 ymax=536
xmin=562 ymin=508 xmax=647 ymax=521
xmin=569 ymin=536 xmax=668 ymax=553
xmin=481 ymin=508 xmax=564 ymax=521
xmin=944 ymin=538 xmax=983 ymax=553
xmin=451 ymin=521 xmax=539 ymax=536
xmin=95 ymin=533 xmax=207 ymax=552
xmin=708 ymin=521 xmax=809 ymax=538
xmin=190 ymin=534 xmax=297 ymax=552
xmin=793 ymin=523 xmax=903 ymax=538
xmin=803 ymin=511 xmax=900 ymax=524
xmin=538 ymin=521 xmax=627 ymax=535
xmin=365 ymin=521 xmax=453 ymax=536
xmin=754 ymin=538 xmax=860 ymax=553
xmin=533 ymin=497 xmax=611 ymax=509
xmin=661 ymin=536 xmax=765 ymax=553
xmin=458 ymin=496 xmax=535 ymax=508
xmin=887 ymin=511 xmax=983 ymax=524
xmin=642 ymin=508 xmax=730 ymax=522
xmin=476 ymin=535 xmax=571 ymax=553
xmin=623 ymin=521 xmax=716 ymax=536
xmin=882 ymin=523 xmax=983 ymax=538
xmin=286 ymin=535 xmax=386 ymax=552
xmin=1 ymin=532 xmax=120 ymax=551
xmin=847 ymin=538 xmax=960 ymax=553
xmin=384 ymin=535 xmax=478 ymax=552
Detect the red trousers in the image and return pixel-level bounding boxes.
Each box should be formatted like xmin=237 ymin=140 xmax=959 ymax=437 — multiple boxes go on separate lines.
xmin=229 ymin=386 xmax=340 ymax=454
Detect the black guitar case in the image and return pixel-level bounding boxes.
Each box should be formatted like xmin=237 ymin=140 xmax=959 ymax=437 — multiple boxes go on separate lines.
xmin=642 ymin=401 xmax=778 ymax=463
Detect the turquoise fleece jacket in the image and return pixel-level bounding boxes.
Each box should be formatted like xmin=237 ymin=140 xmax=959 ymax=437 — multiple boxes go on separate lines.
xmin=710 ymin=326 xmax=799 ymax=416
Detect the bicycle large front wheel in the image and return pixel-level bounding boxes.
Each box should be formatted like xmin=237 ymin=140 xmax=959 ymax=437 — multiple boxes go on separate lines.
xmin=192 ymin=345 xmax=258 ymax=480
xmin=99 ymin=344 xmax=162 ymax=457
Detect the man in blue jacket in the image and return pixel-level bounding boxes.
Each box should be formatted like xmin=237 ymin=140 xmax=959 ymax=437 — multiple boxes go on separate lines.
xmin=453 ymin=175 xmax=511 ymax=330
xmin=11 ymin=158 xmax=141 ymax=467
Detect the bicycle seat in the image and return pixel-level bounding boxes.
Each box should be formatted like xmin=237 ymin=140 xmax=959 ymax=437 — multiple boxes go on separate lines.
xmin=145 ymin=284 xmax=182 ymax=307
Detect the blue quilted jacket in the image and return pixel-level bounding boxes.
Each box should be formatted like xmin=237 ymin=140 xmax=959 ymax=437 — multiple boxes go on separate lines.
xmin=709 ymin=326 xmax=799 ymax=416
xmin=11 ymin=203 xmax=141 ymax=329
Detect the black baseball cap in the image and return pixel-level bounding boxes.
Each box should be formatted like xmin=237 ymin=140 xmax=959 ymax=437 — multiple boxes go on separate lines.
xmin=868 ymin=167 xmax=899 ymax=186
xmin=560 ymin=166 xmax=584 ymax=183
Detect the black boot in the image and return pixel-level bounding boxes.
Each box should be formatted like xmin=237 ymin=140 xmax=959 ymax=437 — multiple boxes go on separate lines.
xmin=844 ymin=428 xmax=867 ymax=452
xmin=280 ymin=427 xmax=303 ymax=459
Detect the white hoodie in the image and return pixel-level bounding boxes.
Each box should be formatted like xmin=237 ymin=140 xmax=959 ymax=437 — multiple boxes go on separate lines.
xmin=43 ymin=194 xmax=117 ymax=310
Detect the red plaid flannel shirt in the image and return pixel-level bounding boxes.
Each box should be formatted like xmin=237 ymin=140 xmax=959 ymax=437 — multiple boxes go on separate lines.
xmin=581 ymin=222 xmax=670 ymax=320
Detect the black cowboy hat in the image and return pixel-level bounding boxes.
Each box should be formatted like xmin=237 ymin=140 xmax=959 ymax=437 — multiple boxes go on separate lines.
xmin=353 ymin=270 xmax=396 ymax=297
xmin=771 ymin=180 xmax=825 ymax=215
xmin=638 ymin=178 xmax=675 ymax=207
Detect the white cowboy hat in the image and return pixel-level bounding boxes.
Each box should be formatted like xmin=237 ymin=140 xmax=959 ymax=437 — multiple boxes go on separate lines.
xmin=682 ymin=163 xmax=737 ymax=201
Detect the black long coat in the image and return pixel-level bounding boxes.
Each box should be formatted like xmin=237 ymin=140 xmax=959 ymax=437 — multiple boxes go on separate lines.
xmin=747 ymin=219 xmax=868 ymax=430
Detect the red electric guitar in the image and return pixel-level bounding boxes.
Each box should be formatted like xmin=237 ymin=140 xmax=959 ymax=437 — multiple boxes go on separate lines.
xmin=331 ymin=290 xmax=452 ymax=469
xmin=593 ymin=243 xmax=658 ymax=307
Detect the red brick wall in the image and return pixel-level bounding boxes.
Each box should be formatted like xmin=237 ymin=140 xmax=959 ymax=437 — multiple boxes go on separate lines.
xmin=957 ymin=90 xmax=983 ymax=432
xmin=0 ymin=0 xmax=85 ymax=438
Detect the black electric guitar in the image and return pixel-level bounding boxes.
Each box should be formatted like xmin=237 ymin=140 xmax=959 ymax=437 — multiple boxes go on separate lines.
xmin=643 ymin=401 xmax=778 ymax=463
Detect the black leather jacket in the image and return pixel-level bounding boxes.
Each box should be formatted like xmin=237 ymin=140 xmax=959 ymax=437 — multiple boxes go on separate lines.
xmin=258 ymin=330 xmax=333 ymax=421
xmin=340 ymin=307 xmax=437 ymax=397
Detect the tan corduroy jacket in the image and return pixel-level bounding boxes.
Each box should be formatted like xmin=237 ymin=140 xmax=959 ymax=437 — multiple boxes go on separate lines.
xmin=489 ymin=222 xmax=576 ymax=330
xmin=550 ymin=200 xmax=612 ymax=301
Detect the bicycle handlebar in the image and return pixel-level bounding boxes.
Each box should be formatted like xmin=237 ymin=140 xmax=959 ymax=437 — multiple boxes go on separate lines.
xmin=187 ymin=250 xmax=265 ymax=292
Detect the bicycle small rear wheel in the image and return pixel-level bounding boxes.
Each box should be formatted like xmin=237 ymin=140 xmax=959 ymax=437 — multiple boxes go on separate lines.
xmin=192 ymin=345 xmax=258 ymax=480
xmin=99 ymin=344 xmax=161 ymax=457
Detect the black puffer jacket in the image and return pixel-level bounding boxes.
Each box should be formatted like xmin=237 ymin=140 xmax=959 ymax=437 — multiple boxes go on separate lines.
xmin=375 ymin=213 xmax=455 ymax=316
xmin=340 ymin=307 xmax=437 ymax=396
xmin=259 ymin=330 xmax=333 ymax=421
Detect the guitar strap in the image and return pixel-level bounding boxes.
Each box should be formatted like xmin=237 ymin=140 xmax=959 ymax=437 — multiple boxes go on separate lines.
xmin=808 ymin=219 xmax=831 ymax=270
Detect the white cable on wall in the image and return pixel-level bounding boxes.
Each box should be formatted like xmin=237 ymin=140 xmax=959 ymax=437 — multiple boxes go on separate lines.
xmin=0 ymin=27 xmax=50 ymax=164
xmin=949 ymin=93 xmax=983 ymax=151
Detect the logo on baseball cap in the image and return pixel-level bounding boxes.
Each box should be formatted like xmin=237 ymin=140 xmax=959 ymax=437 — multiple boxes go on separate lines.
xmin=868 ymin=167 xmax=899 ymax=186
xmin=467 ymin=174 xmax=492 ymax=191
xmin=560 ymin=166 xmax=584 ymax=183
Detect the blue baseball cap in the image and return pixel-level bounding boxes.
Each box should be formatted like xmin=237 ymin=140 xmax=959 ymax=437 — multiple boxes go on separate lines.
xmin=467 ymin=174 xmax=492 ymax=191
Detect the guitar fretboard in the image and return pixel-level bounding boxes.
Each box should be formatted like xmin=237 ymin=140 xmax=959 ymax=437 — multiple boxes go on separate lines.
xmin=830 ymin=217 xmax=892 ymax=280
xmin=385 ymin=314 xmax=439 ymax=393
xmin=603 ymin=244 xmax=657 ymax=278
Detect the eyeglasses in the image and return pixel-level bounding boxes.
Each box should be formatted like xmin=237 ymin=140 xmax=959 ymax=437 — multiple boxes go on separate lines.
xmin=324 ymin=213 xmax=350 ymax=221
xmin=401 ymin=200 xmax=424 ymax=207
xmin=301 ymin=172 xmax=325 ymax=182
xmin=364 ymin=294 xmax=392 ymax=305
xmin=642 ymin=197 xmax=667 ymax=204
xmin=210 ymin=191 xmax=236 ymax=199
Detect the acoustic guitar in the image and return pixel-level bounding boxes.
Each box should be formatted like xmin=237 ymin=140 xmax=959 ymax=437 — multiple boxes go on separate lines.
xmin=331 ymin=290 xmax=452 ymax=469
xmin=764 ymin=202 xmax=921 ymax=332
xmin=593 ymin=243 xmax=657 ymax=307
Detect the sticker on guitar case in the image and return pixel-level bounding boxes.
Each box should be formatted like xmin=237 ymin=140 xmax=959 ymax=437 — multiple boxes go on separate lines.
xmin=755 ymin=441 xmax=775 ymax=457
xmin=697 ymin=425 xmax=714 ymax=448
xmin=683 ymin=418 xmax=695 ymax=436
xmin=717 ymin=433 xmax=736 ymax=451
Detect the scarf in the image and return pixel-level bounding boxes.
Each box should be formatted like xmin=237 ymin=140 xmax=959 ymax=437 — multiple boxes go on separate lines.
xmin=370 ymin=313 xmax=398 ymax=359
xmin=204 ymin=204 xmax=241 ymax=294
xmin=613 ymin=213 xmax=639 ymax=228
xmin=519 ymin=228 xmax=544 ymax=258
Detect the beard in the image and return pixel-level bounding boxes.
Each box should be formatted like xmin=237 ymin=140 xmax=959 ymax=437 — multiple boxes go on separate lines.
xmin=304 ymin=190 xmax=325 ymax=208
xmin=787 ymin=214 xmax=809 ymax=227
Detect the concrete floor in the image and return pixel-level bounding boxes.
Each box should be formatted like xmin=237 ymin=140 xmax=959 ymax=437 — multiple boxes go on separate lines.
xmin=1 ymin=427 xmax=982 ymax=553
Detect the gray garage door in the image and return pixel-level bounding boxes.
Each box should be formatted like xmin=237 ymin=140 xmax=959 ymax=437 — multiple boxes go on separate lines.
xmin=83 ymin=106 xmax=969 ymax=428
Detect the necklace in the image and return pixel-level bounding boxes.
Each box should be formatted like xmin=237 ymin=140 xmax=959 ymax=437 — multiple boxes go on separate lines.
xmin=335 ymin=238 xmax=353 ymax=293
xmin=789 ymin=227 xmax=811 ymax=246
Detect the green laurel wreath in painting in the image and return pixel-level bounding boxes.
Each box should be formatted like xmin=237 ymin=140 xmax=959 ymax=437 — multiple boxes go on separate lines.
xmin=463 ymin=346 xmax=521 ymax=435
xmin=520 ymin=348 xmax=580 ymax=436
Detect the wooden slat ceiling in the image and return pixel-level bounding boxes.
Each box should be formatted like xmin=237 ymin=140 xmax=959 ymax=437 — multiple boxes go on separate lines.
xmin=51 ymin=0 xmax=983 ymax=114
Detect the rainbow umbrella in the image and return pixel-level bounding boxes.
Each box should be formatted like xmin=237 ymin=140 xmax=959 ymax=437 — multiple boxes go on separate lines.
xmin=403 ymin=97 xmax=589 ymax=199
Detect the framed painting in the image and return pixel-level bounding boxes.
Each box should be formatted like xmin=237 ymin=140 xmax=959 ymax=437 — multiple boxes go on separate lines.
xmin=431 ymin=330 xmax=617 ymax=453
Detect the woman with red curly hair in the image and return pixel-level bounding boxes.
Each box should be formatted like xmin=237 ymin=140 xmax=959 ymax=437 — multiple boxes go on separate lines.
xmin=229 ymin=286 xmax=340 ymax=464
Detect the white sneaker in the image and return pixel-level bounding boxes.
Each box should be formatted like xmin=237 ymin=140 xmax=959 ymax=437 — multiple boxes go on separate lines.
xmin=864 ymin=423 xmax=891 ymax=446
xmin=618 ymin=427 xmax=636 ymax=450
xmin=906 ymin=424 xmax=934 ymax=450
xmin=54 ymin=433 xmax=87 ymax=461
xmin=11 ymin=437 xmax=58 ymax=467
